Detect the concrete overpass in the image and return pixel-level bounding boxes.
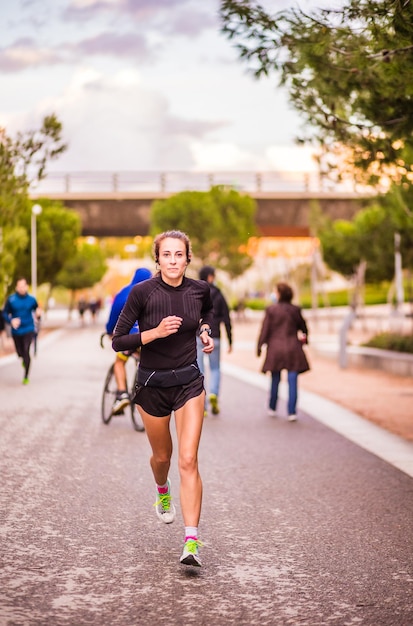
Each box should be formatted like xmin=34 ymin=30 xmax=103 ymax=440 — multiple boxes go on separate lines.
xmin=31 ymin=171 xmax=373 ymax=237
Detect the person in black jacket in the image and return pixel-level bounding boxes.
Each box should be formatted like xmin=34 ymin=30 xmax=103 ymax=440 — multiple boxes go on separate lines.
xmin=196 ymin=266 xmax=232 ymax=416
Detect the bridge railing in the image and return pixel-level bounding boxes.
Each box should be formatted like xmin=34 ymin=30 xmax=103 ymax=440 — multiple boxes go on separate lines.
xmin=32 ymin=170 xmax=358 ymax=195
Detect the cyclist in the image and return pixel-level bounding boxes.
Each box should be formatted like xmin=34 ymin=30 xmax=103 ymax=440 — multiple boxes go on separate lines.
xmin=105 ymin=267 xmax=152 ymax=414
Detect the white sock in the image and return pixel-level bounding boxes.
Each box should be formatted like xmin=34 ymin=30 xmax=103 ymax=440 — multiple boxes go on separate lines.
xmin=185 ymin=526 xmax=198 ymax=540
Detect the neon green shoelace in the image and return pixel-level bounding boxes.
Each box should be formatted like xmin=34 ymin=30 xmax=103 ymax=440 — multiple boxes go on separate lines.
xmin=154 ymin=492 xmax=171 ymax=511
xmin=184 ymin=539 xmax=204 ymax=553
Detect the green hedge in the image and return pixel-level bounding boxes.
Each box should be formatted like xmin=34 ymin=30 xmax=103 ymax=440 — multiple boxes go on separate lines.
xmin=362 ymin=333 xmax=413 ymax=354
xmin=300 ymin=283 xmax=394 ymax=308
xmin=239 ymin=282 xmax=401 ymax=311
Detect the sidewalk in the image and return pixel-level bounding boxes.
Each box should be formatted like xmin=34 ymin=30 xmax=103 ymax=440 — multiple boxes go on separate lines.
xmin=222 ymin=315 xmax=413 ymax=444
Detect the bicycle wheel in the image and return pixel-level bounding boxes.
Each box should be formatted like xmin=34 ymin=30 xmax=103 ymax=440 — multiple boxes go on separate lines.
xmin=126 ymin=358 xmax=145 ymax=432
xmin=101 ymin=363 xmax=116 ymax=424
xmin=130 ymin=403 xmax=145 ymax=432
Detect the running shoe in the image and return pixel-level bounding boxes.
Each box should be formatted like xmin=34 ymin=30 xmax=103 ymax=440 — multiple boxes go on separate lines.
xmin=267 ymin=409 xmax=278 ymax=417
xmin=154 ymin=478 xmax=176 ymax=524
xmin=209 ymin=394 xmax=219 ymax=415
xmin=288 ymin=414 xmax=297 ymax=422
xmin=112 ymin=392 xmax=130 ymax=415
xmin=180 ymin=538 xmax=203 ymax=567
xmin=22 ymin=377 xmax=29 ymax=385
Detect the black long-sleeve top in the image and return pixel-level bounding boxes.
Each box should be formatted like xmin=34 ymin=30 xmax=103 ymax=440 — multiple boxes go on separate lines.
xmin=209 ymin=284 xmax=232 ymax=345
xmin=112 ymin=274 xmax=214 ymax=370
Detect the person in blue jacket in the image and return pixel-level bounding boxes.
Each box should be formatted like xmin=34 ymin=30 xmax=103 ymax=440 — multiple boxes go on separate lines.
xmin=3 ymin=277 xmax=41 ymax=384
xmin=105 ymin=267 xmax=152 ymax=413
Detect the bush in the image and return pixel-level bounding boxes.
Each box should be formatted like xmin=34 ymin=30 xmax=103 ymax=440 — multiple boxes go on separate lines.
xmin=244 ymin=298 xmax=269 ymax=310
xmin=236 ymin=281 xmax=407 ymax=311
xmin=299 ymin=282 xmax=394 ymax=308
xmin=363 ymin=333 xmax=413 ymax=354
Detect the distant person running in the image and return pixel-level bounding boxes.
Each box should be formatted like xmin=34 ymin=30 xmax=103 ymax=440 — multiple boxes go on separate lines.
xmin=113 ymin=230 xmax=214 ymax=567
xmin=105 ymin=267 xmax=152 ymax=414
xmin=3 ymin=277 xmax=41 ymax=384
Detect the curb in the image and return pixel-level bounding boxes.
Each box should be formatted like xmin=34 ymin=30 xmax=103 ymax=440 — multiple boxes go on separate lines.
xmin=222 ymin=362 xmax=413 ymax=479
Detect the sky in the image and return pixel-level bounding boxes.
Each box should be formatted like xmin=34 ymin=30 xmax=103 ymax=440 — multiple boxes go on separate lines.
xmin=1 ymin=0 xmax=326 ymax=178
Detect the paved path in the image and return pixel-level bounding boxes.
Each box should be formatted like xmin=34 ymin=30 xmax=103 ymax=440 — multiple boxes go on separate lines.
xmin=222 ymin=315 xmax=413 ymax=445
xmin=1 ymin=325 xmax=412 ymax=625
xmin=219 ymin=317 xmax=413 ymax=478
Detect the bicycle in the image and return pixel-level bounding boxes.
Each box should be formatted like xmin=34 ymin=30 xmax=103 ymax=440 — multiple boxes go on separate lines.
xmin=100 ymin=333 xmax=145 ymax=432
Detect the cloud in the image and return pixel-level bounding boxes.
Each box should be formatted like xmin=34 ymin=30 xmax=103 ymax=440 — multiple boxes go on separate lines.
xmin=64 ymin=0 xmax=190 ymax=22
xmin=0 ymin=1 xmax=219 ymax=73
xmin=63 ymin=0 xmax=217 ymax=37
xmin=266 ymin=145 xmax=319 ymax=172
xmin=190 ymin=140 xmax=270 ymax=171
xmin=164 ymin=117 xmax=227 ymax=139
xmin=0 ymin=38 xmax=62 ymax=72
xmin=0 ymin=30 xmax=155 ymax=72
xmin=75 ymin=31 xmax=153 ymax=59
xmin=19 ymin=68 xmax=227 ymax=172
xmin=158 ymin=8 xmax=218 ymax=37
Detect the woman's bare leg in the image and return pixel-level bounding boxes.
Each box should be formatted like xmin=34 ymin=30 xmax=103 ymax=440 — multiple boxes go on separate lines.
xmin=137 ymin=406 xmax=172 ymax=486
xmin=174 ymin=392 xmax=205 ymax=527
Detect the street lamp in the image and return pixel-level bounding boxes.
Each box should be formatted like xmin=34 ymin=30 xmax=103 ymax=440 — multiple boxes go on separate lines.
xmin=31 ymin=203 xmax=42 ymax=297
xmin=394 ymin=232 xmax=404 ymax=311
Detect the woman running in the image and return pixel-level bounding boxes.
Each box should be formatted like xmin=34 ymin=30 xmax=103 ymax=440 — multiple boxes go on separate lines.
xmin=112 ymin=230 xmax=214 ymax=567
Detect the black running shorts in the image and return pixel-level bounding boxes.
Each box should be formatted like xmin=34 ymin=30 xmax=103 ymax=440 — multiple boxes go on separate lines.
xmin=133 ymin=375 xmax=205 ymax=417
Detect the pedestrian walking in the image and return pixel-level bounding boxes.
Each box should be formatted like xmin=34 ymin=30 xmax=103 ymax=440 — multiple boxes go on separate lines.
xmin=105 ymin=267 xmax=152 ymax=414
xmin=77 ymin=297 xmax=88 ymax=325
xmin=3 ymin=277 xmax=41 ymax=384
xmin=89 ymin=297 xmax=100 ymax=323
xmin=196 ymin=265 xmax=232 ymax=415
xmin=112 ymin=230 xmax=214 ymax=567
xmin=257 ymin=282 xmax=310 ymax=421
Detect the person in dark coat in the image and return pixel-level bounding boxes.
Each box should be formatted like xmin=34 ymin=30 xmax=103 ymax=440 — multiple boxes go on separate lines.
xmin=257 ymin=282 xmax=310 ymax=421
xmin=196 ymin=266 xmax=232 ymax=416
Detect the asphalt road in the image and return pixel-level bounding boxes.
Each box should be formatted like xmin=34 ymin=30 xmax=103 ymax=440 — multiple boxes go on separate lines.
xmin=1 ymin=325 xmax=412 ymax=626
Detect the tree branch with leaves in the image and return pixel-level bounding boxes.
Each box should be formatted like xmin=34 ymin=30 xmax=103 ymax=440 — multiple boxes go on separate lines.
xmin=220 ymin=0 xmax=413 ymax=186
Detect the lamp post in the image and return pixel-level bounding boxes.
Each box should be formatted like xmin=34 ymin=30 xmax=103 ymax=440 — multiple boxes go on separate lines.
xmin=31 ymin=204 xmax=42 ymax=297
xmin=394 ymin=232 xmax=404 ymax=311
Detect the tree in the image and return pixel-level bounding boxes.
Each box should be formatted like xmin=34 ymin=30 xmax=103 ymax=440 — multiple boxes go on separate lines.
xmin=0 ymin=129 xmax=30 ymax=300
xmin=220 ymin=0 xmax=413 ymax=185
xmin=151 ymin=191 xmax=220 ymax=262
xmin=209 ymin=186 xmax=257 ymax=276
xmin=0 ymin=223 xmax=28 ymax=302
xmin=150 ymin=186 xmax=257 ymax=277
xmin=0 ymin=115 xmax=67 ymax=299
xmin=11 ymin=199 xmax=81 ymax=302
xmin=317 ymin=219 xmax=360 ymax=279
xmin=8 ymin=114 xmax=67 ymax=184
xmin=56 ymin=241 xmax=107 ymax=313
xmin=316 ymin=186 xmax=413 ymax=284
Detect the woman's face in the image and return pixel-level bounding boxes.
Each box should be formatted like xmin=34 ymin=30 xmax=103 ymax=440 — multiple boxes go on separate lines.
xmin=158 ymin=237 xmax=188 ymax=286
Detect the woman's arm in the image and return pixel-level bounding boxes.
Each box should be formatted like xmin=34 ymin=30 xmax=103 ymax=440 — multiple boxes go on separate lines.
xmin=112 ymin=288 xmax=143 ymax=352
xmin=112 ymin=287 xmax=184 ymax=352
